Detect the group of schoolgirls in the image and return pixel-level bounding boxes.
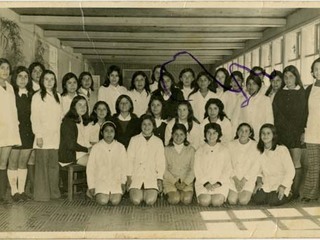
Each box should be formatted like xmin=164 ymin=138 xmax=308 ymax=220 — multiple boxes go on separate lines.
xmin=1 ymin=57 xmax=320 ymax=207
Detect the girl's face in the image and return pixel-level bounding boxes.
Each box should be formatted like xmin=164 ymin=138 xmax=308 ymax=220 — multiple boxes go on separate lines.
xmin=207 ymin=104 xmax=219 ymax=120
xmin=16 ymin=71 xmax=29 ymax=89
xmin=206 ymin=128 xmax=219 ymax=146
xmin=237 ymin=125 xmax=251 ymax=143
xmin=271 ymin=76 xmax=283 ymax=91
xmin=119 ymin=97 xmax=131 ymax=113
xmin=154 ymin=67 xmax=161 ymax=82
xmin=81 ymin=75 xmax=92 ymax=90
xmin=141 ymin=119 xmax=154 ymax=136
xmin=260 ymin=127 xmax=273 ymax=146
xmin=197 ymin=75 xmax=210 ymax=91
xmin=31 ymin=66 xmax=43 ymax=83
xmin=0 ymin=63 xmax=10 ymax=80
xmin=177 ymin=104 xmax=189 ymax=121
xmin=284 ymin=71 xmax=296 ymax=89
xmin=66 ymin=77 xmax=78 ymax=94
xmin=230 ymin=76 xmax=243 ymax=90
xmin=134 ymin=75 xmax=146 ymax=92
xmin=75 ymin=99 xmax=87 ymax=116
xmin=246 ymin=79 xmax=259 ymax=96
xmin=95 ymin=104 xmax=108 ymax=120
xmin=181 ymin=71 xmax=194 ymax=88
xmin=109 ymin=71 xmax=120 ymax=86
xmin=103 ymin=126 xmax=115 ymax=143
xmin=216 ymin=71 xmax=226 ymax=85
xmin=162 ymin=76 xmax=172 ymax=90
xmin=150 ymin=99 xmax=162 ymax=117
xmin=43 ymin=73 xmax=55 ymax=91
xmin=313 ymin=62 xmax=320 ymax=81
xmin=173 ymin=129 xmax=186 ymax=145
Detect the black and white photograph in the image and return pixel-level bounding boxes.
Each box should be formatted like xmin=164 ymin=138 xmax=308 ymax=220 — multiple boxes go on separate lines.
xmin=0 ymin=1 xmax=320 ymax=238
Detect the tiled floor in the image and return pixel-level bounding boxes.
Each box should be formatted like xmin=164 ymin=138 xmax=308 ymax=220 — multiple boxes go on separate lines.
xmin=1 ymin=194 xmax=320 ymax=238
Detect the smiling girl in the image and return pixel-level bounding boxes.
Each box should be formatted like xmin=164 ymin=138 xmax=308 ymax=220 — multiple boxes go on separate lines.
xmin=178 ymin=68 xmax=196 ymax=100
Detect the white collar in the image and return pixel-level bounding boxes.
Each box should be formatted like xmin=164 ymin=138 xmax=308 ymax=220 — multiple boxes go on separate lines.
xmin=18 ymin=88 xmax=28 ymax=96
xmin=173 ymin=143 xmax=184 ymax=154
xmin=283 ymin=85 xmax=301 ymax=90
xmin=80 ymin=87 xmax=90 ymax=94
xmin=118 ymin=114 xmax=131 ymax=121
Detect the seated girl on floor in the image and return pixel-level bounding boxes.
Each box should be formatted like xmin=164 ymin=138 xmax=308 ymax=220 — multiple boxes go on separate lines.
xmin=252 ymin=124 xmax=295 ymax=206
xmin=127 ymin=114 xmax=166 ymax=206
xmin=86 ymin=121 xmax=127 ymax=206
xmin=194 ymin=123 xmax=232 ymax=207
xmin=163 ymin=123 xmax=195 ymax=205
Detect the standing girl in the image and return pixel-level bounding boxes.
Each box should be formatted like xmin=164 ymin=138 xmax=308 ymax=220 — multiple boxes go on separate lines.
xmin=194 ymin=123 xmax=232 ymax=207
xmin=164 ymin=124 xmax=195 ymax=205
xmin=112 ymin=95 xmax=141 ymax=149
xmin=77 ymin=72 xmax=97 ymax=114
xmin=149 ymin=65 xmax=161 ymax=93
xmin=8 ymin=66 xmax=34 ymax=201
xmin=164 ymin=101 xmax=202 ymax=149
xmin=252 ymin=124 xmax=295 ymax=206
xmin=147 ymin=95 xmax=167 ymax=143
xmin=98 ymin=65 xmax=127 ymax=115
xmin=227 ymin=123 xmax=260 ymax=205
xmin=128 ymin=71 xmax=151 ymax=117
xmin=301 ymin=57 xmax=320 ymax=201
xmin=88 ymin=101 xmax=112 ymax=145
xmin=61 ymin=72 xmax=78 ymax=116
xmin=200 ymin=98 xmax=233 ymax=143
xmin=31 ymin=70 xmax=62 ymax=201
xmin=152 ymin=71 xmax=184 ymax=121
xmin=188 ymin=72 xmax=218 ymax=123
xmin=178 ymin=68 xmax=196 ymax=100
xmin=86 ymin=121 xmax=127 ymax=206
xmin=0 ymin=59 xmax=21 ymax=203
xmin=214 ymin=68 xmax=230 ymax=98
xmin=28 ymin=62 xmax=45 ymax=92
xmin=273 ymin=65 xmax=306 ymax=199
xmin=265 ymin=70 xmax=284 ymax=102
xmin=238 ymin=75 xmax=274 ymax=137
xmin=127 ymin=114 xmax=166 ymax=205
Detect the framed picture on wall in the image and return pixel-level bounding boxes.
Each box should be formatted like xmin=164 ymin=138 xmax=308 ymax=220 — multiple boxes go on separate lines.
xmin=123 ymin=69 xmax=152 ymax=89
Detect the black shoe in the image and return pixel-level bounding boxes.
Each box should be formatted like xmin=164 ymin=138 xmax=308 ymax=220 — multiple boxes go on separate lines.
xmin=301 ymin=197 xmax=312 ymax=203
xmin=20 ymin=192 xmax=29 ymax=201
xmin=12 ymin=193 xmax=21 ymax=202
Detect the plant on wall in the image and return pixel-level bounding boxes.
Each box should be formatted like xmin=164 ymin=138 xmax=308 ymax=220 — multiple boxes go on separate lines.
xmin=0 ymin=17 xmax=25 ymax=67
xmin=34 ymin=37 xmax=49 ymax=68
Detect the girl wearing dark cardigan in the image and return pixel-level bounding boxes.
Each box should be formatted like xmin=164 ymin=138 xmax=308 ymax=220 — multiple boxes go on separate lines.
xmin=272 ymin=65 xmax=306 ymax=199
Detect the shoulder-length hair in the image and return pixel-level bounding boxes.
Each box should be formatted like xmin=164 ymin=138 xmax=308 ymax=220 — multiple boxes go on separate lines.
xmin=11 ymin=66 xmax=33 ymax=94
xmin=28 ymin=62 xmax=45 ymax=77
xmin=90 ymin=101 xmax=112 ymax=125
xmin=204 ymin=98 xmax=228 ymax=121
xmin=103 ymin=65 xmax=123 ymax=87
xmin=214 ymin=67 xmax=231 ymax=91
xmin=311 ymin=57 xmax=320 ymax=79
xmin=175 ymin=100 xmax=200 ymax=133
xmin=225 ymin=71 xmax=243 ymax=90
xmin=283 ymin=65 xmax=304 ymax=88
xmin=178 ymin=68 xmax=196 ymax=89
xmin=158 ymin=71 xmax=176 ymax=93
xmin=147 ymin=95 xmax=165 ymax=119
xmin=39 ymin=70 xmax=60 ymax=103
xmin=257 ymin=123 xmax=278 ymax=153
xmin=204 ymin=122 xmax=222 ymax=143
xmin=140 ymin=113 xmax=156 ymax=131
xmin=130 ymin=71 xmax=150 ymax=95
xmin=78 ymin=72 xmax=94 ymax=91
xmin=188 ymin=71 xmax=216 ymax=98
xmin=0 ymin=58 xmax=12 ymax=75
xmin=151 ymin=64 xmax=162 ymax=84
xmin=61 ymin=72 xmax=78 ymax=96
xmin=168 ymin=123 xmax=190 ymax=147
xmin=265 ymin=70 xmax=284 ymax=96
xmin=64 ymin=95 xmax=90 ymax=125
xmin=234 ymin=122 xmax=255 ymax=140
xmin=114 ymin=94 xmax=136 ymax=118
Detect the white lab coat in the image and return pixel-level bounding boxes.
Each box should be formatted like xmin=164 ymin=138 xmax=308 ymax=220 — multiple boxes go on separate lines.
xmin=0 ymin=82 xmax=21 ymax=147
xmin=258 ymin=145 xmax=295 ymax=196
xmin=86 ymin=140 xmax=127 ymax=194
xmin=128 ymin=89 xmax=151 ymax=117
xmin=200 ymin=117 xmax=233 ymax=143
xmin=164 ymin=119 xmax=202 ymax=150
xmin=181 ymin=87 xmax=193 ymax=100
xmin=127 ymin=133 xmax=165 ymax=189
xmin=227 ymin=139 xmax=260 ymax=192
xmin=188 ymin=90 xmax=219 ymax=123
xmin=194 ymin=143 xmax=232 ymax=198
xmin=87 ymin=122 xmax=101 ymax=145
xmin=98 ymin=85 xmax=127 ymax=115
xmin=238 ymin=93 xmax=273 ymax=138
xmin=61 ymin=94 xmax=76 ymax=116
xmin=31 ymin=92 xmax=62 ymax=149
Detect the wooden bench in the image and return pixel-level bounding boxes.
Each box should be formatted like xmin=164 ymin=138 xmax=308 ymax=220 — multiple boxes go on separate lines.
xmin=61 ymin=164 xmax=87 ymax=201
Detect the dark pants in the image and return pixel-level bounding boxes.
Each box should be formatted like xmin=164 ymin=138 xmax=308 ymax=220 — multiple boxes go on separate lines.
xmin=34 ymin=149 xmax=61 ymax=201
xmin=252 ymin=189 xmax=290 ymax=206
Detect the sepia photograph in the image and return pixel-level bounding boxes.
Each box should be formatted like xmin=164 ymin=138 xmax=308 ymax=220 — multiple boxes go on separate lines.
xmin=0 ymin=1 xmax=320 ymax=238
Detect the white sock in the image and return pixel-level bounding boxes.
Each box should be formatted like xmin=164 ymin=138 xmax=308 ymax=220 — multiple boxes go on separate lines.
xmin=18 ymin=169 xmax=28 ymax=194
xmin=7 ymin=170 xmax=18 ymax=195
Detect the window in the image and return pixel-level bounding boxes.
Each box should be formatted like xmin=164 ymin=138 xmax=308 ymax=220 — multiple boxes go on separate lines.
xmin=286 ymin=31 xmax=301 ymax=61
xmin=262 ymin=43 xmax=272 ymax=68
xmin=272 ymin=37 xmax=283 ymax=65
xmin=316 ymin=23 xmax=320 ymax=54
xmin=251 ymin=48 xmax=260 ymax=67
